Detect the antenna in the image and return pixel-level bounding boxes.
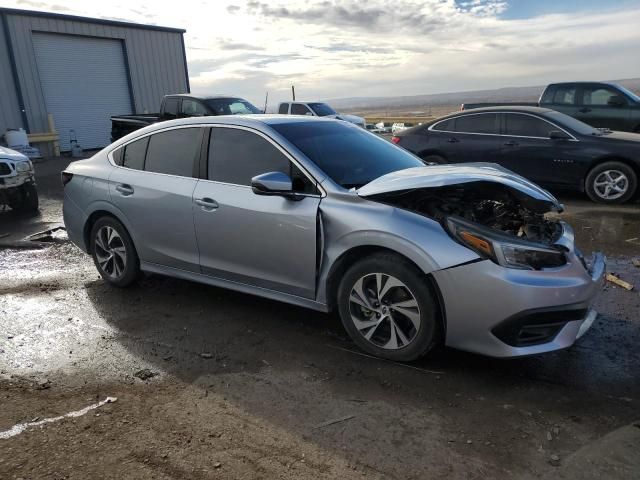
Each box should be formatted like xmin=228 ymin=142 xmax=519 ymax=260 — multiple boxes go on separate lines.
xmin=263 ymin=91 xmax=268 ymax=113
xmin=292 ymin=85 xmax=296 ymax=101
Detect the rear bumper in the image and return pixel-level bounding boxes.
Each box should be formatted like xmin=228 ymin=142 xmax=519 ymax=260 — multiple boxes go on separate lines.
xmin=432 ymin=251 xmax=605 ymax=358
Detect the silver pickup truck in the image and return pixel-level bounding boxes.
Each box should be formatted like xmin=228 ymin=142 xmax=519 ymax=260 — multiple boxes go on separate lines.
xmin=0 ymin=146 xmax=38 ymax=211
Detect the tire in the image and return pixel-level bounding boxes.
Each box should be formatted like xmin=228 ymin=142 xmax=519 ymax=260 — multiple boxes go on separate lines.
xmin=90 ymin=216 xmax=140 ymax=287
xmin=337 ymin=253 xmax=440 ymax=362
xmin=9 ymin=183 xmax=39 ymax=212
xmin=585 ymin=161 xmax=637 ymax=204
xmin=421 ymin=154 xmax=445 ymax=166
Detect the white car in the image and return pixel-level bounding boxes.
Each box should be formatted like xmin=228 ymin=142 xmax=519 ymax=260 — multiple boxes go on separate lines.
xmin=0 ymin=146 xmax=38 ymax=211
xmin=278 ymin=101 xmax=365 ymax=128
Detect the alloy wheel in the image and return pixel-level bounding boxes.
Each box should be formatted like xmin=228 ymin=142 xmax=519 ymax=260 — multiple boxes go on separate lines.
xmin=348 ymin=273 xmax=421 ymax=350
xmin=94 ymin=225 xmax=127 ymax=279
xmin=593 ymin=170 xmax=629 ymax=200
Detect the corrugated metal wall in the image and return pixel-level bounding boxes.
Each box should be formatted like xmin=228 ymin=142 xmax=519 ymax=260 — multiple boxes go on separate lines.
xmin=0 ymin=9 xmax=188 ymax=143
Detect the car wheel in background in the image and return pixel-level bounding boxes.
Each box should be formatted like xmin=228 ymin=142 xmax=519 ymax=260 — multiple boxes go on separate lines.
xmin=9 ymin=183 xmax=39 ymax=212
xmin=585 ymin=161 xmax=637 ymax=204
xmin=337 ymin=253 xmax=440 ymax=362
xmin=90 ymin=216 xmax=140 ymax=287
xmin=421 ymin=154 xmax=445 ymax=166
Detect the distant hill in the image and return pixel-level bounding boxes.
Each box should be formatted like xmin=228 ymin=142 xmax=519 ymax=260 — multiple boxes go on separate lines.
xmin=326 ymin=78 xmax=640 ymax=112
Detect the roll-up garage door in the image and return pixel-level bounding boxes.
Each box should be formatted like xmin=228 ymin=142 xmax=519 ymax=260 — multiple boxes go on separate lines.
xmin=32 ymin=33 xmax=133 ymax=151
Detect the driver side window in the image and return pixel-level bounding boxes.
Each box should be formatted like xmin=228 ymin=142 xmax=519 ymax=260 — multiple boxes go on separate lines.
xmin=208 ymin=127 xmax=318 ymax=194
xmin=181 ymin=99 xmax=209 ymax=117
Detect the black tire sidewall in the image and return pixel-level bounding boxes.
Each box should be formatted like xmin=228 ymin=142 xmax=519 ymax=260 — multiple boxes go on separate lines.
xmin=585 ymin=161 xmax=637 ymax=204
xmin=10 ymin=183 xmax=39 ymax=211
xmin=337 ymin=253 xmax=440 ymax=362
xmin=90 ymin=216 xmax=140 ymax=287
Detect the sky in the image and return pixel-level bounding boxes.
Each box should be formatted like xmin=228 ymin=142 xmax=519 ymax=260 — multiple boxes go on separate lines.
xmin=6 ymin=0 xmax=640 ymax=108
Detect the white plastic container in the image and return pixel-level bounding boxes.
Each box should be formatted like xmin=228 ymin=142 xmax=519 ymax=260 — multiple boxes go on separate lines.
xmin=5 ymin=128 xmax=29 ymax=148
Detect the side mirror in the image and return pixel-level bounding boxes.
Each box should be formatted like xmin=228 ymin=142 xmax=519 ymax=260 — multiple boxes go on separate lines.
xmin=607 ymin=95 xmax=625 ymax=107
xmin=251 ymin=171 xmax=296 ymax=198
xmin=549 ymin=130 xmax=571 ymax=140
xmin=305 ymin=111 xmax=314 ymax=116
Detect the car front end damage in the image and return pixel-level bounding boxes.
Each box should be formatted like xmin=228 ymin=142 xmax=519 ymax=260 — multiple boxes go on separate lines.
xmin=0 ymin=146 xmax=38 ymax=211
xmin=359 ymin=163 xmax=605 ymax=357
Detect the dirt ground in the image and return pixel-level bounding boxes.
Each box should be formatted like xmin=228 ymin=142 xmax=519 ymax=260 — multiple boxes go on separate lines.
xmin=1 ymin=157 xmax=639 ymax=479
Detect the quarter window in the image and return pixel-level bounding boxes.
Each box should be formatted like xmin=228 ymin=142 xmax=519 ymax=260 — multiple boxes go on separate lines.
xmin=291 ymin=103 xmax=312 ymax=115
xmin=278 ymin=103 xmax=289 ymax=114
xmin=454 ymin=114 xmax=499 ymax=134
xmin=163 ymin=98 xmax=180 ymax=119
xmin=208 ymin=128 xmax=317 ymax=194
xmin=504 ymin=114 xmax=554 ymax=138
xmin=431 ymin=118 xmax=454 ymax=131
xmin=145 ymin=128 xmax=201 ymax=177
xmin=122 ymin=137 xmax=148 ymax=170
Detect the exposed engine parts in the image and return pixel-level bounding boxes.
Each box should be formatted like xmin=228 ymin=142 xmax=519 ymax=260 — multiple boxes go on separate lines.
xmin=371 ymin=181 xmax=562 ymax=244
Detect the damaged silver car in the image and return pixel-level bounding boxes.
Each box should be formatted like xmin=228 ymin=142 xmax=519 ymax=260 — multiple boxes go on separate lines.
xmin=62 ymin=117 xmax=605 ymax=359
xmin=0 ymin=146 xmax=39 ymax=211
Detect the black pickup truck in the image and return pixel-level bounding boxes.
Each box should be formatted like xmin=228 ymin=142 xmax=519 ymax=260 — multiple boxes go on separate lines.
xmin=111 ymin=94 xmax=262 ymax=141
xmin=461 ymin=82 xmax=640 ymax=133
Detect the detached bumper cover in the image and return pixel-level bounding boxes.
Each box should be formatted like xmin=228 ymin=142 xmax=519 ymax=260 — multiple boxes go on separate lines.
xmin=433 ymin=251 xmax=605 ymax=358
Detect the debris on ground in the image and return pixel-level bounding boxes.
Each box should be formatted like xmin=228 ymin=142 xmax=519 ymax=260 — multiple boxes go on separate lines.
xmin=312 ymin=414 xmax=356 ymax=430
xmin=605 ymin=273 xmax=634 ymax=291
xmin=200 ymin=353 xmax=213 ymax=359
xmin=632 ymin=259 xmax=640 ymax=268
xmin=27 ymin=226 xmax=67 ymax=243
xmin=549 ymin=454 xmax=561 ymax=466
xmin=133 ymin=369 xmax=156 ymax=381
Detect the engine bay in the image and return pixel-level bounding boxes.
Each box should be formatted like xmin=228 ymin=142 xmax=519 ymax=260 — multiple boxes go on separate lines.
xmin=370 ymin=181 xmax=563 ymax=244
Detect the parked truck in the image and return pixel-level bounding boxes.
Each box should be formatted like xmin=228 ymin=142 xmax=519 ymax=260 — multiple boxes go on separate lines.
xmin=461 ymin=82 xmax=640 ymax=133
xmin=111 ymin=94 xmax=262 ymax=141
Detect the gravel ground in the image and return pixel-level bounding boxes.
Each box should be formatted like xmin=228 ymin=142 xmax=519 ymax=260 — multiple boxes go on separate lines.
xmin=0 ymin=157 xmax=638 ymax=479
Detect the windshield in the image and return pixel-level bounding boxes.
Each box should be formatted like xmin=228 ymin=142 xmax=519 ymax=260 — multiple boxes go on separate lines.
xmin=271 ymin=121 xmax=423 ymax=189
xmin=204 ymin=98 xmax=261 ymax=115
xmin=308 ymin=103 xmax=337 ymax=117
xmin=545 ymin=111 xmax=601 ymax=136
xmin=616 ymin=85 xmax=640 ymax=103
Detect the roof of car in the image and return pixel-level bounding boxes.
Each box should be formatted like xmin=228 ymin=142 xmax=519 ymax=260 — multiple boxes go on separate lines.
xmin=457 ymin=106 xmax=556 ymax=114
xmin=166 ymin=94 xmax=248 ymax=100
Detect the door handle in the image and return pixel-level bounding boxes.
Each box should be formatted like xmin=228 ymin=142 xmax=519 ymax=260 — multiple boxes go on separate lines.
xmin=195 ymin=197 xmax=219 ymax=210
xmin=578 ymin=107 xmax=591 ymax=113
xmin=503 ymin=140 xmax=518 ymax=147
xmin=115 ymin=184 xmax=134 ymax=196
xmin=446 ymin=137 xmax=459 ymax=143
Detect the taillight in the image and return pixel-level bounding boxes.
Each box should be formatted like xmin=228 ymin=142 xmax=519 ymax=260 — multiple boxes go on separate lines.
xmin=391 ymin=136 xmax=401 ymax=144
xmin=61 ymin=171 xmax=73 ymax=187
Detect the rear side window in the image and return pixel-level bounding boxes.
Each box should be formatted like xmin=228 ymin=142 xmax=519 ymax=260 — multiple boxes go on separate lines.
xmin=145 ymin=128 xmax=201 ymax=177
xmin=112 ymin=147 xmax=124 ymax=166
xmin=208 ymin=127 xmax=317 ymax=193
xmin=163 ymin=98 xmax=180 ymax=119
xmin=122 ymin=137 xmax=148 ymax=170
xmin=278 ymin=103 xmax=289 ymax=114
xmin=551 ymin=86 xmax=576 ymax=105
xmin=504 ymin=114 xmax=554 ymax=138
xmin=431 ymin=118 xmax=454 ymax=131
xmin=454 ymin=113 xmax=499 ymax=134
xmin=291 ymin=103 xmax=312 ymax=115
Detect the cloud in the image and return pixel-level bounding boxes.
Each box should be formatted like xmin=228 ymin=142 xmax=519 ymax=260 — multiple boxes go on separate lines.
xmin=218 ymin=39 xmax=266 ymax=51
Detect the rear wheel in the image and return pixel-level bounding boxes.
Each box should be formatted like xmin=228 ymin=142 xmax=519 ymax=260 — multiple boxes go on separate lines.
xmin=337 ymin=253 xmax=440 ymax=362
xmin=585 ymin=161 xmax=637 ymax=204
xmin=90 ymin=216 xmax=140 ymax=287
xmin=421 ymin=154 xmax=445 ymax=166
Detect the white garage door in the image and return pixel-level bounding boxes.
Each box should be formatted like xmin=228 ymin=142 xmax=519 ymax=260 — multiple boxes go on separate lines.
xmin=33 ymin=33 xmax=132 ymax=151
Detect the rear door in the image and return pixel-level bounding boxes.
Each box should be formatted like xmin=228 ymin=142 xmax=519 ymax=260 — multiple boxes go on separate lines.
xmin=109 ymin=126 xmax=204 ymax=272
xmin=432 ymin=113 xmax=501 ymax=163
xmin=575 ymin=84 xmax=631 ymax=130
xmin=192 ymin=126 xmax=321 ymax=299
xmin=498 ymin=113 xmax=578 ymax=186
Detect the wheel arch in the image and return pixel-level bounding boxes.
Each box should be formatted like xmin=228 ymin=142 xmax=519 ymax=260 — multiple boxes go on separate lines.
xmin=585 ymin=156 xmax=640 ymax=189
xmin=324 ymin=245 xmax=447 ymax=336
xmin=83 ymin=203 xmax=137 ymax=255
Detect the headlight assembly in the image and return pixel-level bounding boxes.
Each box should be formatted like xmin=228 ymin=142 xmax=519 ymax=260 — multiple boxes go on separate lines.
xmin=447 ymin=217 xmax=566 ymax=270
xmin=15 ymin=161 xmax=33 ymax=173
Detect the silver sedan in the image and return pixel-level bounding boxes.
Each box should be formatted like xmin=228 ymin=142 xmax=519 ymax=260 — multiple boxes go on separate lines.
xmin=62 ymin=116 xmax=605 ymax=360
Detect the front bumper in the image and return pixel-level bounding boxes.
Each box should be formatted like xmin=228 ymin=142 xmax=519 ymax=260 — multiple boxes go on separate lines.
xmin=432 ymin=250 xmax=605 ymax=358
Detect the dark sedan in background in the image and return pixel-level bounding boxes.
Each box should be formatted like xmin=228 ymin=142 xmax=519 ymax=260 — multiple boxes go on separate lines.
xmin=393 ymin=106 xmax=640 ymax=204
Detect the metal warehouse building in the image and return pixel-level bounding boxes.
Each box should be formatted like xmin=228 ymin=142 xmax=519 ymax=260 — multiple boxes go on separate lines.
xmin=0 ymin=8 xmax=189 ymax=151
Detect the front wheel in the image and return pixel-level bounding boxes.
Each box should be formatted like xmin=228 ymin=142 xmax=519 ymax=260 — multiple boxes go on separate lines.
xmin=9 ymin=183 xmax=39 ymax=212
xmin=585 ymin=161 xmax=637 ymax=204
xmin=337 ymin=253 xmax=440 ymax=362
xmin=90 ymin=216 xmax=140 ymax=287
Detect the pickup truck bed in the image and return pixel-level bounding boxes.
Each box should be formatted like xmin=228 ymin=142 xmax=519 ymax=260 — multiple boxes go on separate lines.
xmin=110 ymin=114 xmax=159 ymax=142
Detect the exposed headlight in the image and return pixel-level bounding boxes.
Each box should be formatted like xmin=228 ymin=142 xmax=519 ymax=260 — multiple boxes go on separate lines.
xmin=446 ymin=217 xmax=566 ymax=270
xmin=15 ymin=161 xmax=33 ymax=173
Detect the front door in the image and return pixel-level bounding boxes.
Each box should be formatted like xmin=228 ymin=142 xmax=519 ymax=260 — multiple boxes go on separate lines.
xmin=575 ymin=85 xmax=631 ymax=131
xmin=193 ymin=126 xmax=321 ymax=299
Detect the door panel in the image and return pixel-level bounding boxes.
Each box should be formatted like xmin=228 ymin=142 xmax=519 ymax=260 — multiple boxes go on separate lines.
xmin=193 ymin=182 xmax=320 ymax=298
xmin=574 ymin=86 xmax=630 ymax=130
xmin=434 ymin=113 xmax=501 ymax=163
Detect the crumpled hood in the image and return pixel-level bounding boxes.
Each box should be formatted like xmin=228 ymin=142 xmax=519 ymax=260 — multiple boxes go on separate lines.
xmin=0 ymin=146 xmax=29 ymax=163
xmin=358 ymin=163 xmax=562 ymax=212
